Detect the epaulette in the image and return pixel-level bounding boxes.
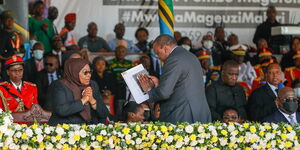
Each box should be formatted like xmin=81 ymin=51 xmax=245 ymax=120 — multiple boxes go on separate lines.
xmin=23 ymin=81 xmax=36 ymax=87
xmin=0 ymin=81 xmax=8 ymax=86
xmin=254 ymin=65 xmax=261 ymax=69
xmin=285 ymin=67 xmax=295 ymax=71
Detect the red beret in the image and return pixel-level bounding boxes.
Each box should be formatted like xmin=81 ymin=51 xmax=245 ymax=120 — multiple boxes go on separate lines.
xmin=5 ymin=55 xmax=24 ymax=68
xmin=64 ymin=13 xmax=76 ymax=22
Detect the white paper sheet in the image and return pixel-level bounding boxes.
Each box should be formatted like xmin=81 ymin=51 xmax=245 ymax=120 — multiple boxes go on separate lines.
xmin=121 ymin=64 xmax=149 ymax=104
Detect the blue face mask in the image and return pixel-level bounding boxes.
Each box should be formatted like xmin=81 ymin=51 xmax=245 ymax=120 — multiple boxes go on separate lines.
xmin=151 ymin=49 xmax=158 ymax=58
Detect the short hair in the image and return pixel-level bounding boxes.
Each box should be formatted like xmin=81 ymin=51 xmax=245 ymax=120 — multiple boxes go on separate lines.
xmin=33 ymin=1 xmax=44 ymax=10
xmin=92 ymin=56 xmax=107 ymax=69
xmin=267 ymin=5 xmax=276 ymax=10
xmin=135 ymin=27 xmax=149 ymax=39
xmin=292 ymin=78 xmax=300 ymax=88
xmin=88 ymin=22 xmax=97 ymax=28
xmin=177 ymin=37 xmax=191 ymax=46
xmin=123 ymin=101 xmax=141 ymax=121
xmin=153 ymin=34 xmax=177 ymax=47
xmin=221 ymin=107 xmax=240 ymax=119
xmin=139 ymin=55 xmax=150 ymax=61
xmin=32 ymin=41 xmax=44 ymax=50
xmin=290 ymin=37 xmax=300 ymax=51
xmin=114 ymin=23 xmax=124 ymax=31
xmin=222 ymin=60 xmax=239 ymax=71
xmin=214 ymin=26 xmax=224 ymax=34
xmin=265 ymin=63 xmax=281 ymax=73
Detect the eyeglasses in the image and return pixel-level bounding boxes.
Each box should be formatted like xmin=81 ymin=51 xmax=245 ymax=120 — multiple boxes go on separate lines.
xmin=82 ymin=70 xmax=92 ymax=75
xmin=223 ymin=115 xmax=238 ymax=120
xmin=45 ymin=63 xmax=53 ymax=67
xmin=282 ymin=97 xmax=299 ymax=103
xmin=9 ymin=69 xmax=23 ymax=73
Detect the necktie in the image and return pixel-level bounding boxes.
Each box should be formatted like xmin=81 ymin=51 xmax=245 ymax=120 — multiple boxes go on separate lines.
xmin=288 ymin=115 xmax=297 ymax=126
xmin=37 ymin=61 xmax=43 ymax=72
xmin=275 ymin=88 xmax=279 ymax=93
xmin=155 ymin=59 xmax=161 ymax=75
xmin=49 ymin=74 xmax=54 ymax=85
xmin=17 ymin=87 xmax=21 ymax=93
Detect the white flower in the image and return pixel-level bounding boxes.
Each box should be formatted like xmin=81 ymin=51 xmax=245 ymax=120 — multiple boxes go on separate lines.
xmin=68 ymin=137 xmax=75 ymax=145
xmin=55 ymin=127 xmax=65 ymax=135
xmin=100 ymin=130 xmax=107 ymax=135
xmin=166 ymin=136 xmax=174 ymax=143
xmin=80 ymin=129 xmax=87 ymax=138
xmin=25 ymin=128 xmax=33 ymax=137
xmin=228 ymin=125 xmax=235 ymax=132
xmin=185 ymin=125 xmax=194 ymax=133
xmin=21 ymin=144 xmax=28 ymax=150
xmin=3 ymin=116 xmax=12 ymax=125
xmin=132 ymin=132 xmax=137 ymax=137
xmin=91 ymin=141 xmax=99 ymax=148
xmin=60 ymin=138 xmax=67 ymax=144
xmin=197 ymin=126 xmax=204 ymax=133
xmin=80 ymin=142 xmax=87 ymax=149
xmin=35 ymin=128 xmax=43 ymax=135
xmin=184 ymin=136 xmax=190 ymax=144
xmin=51 ymin=136 xmax=57 ymax=143
xmin=136 ymin=138 xmax=142 ymax=145
xmin=220 ymin=138 xmax=228 ymax=146
xmin=125 ymin=134 xmax=131 ymax=140
xmin=44 ymin=127 xmax=51 ymax=134
xmin=175 ymin=141 xmax=184 ymax=148
xmin=198 ymin=138 xmax=204 ymax=144
xmin=56 ymin=143 xmax=62 ymax=149
xmin=14 ymin=131 xmax=22 ymax=138
xmin=151 ymin=144 xmax=158 ymax=149
xmin=37 ymin=134 xmax=44 ymax=142
xmin=208 ymin=125 xmax=216 ymax=131
xmin=190 ymin=140 xmax=197 ymax=146
xmin=46 ymin=143 xmax=53 ymax=150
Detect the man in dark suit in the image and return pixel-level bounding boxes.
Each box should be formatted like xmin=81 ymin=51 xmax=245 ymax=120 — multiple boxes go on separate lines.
xmin=263 ymin=87 xmax=300 ymax=125
xmin=247 ymin=63 xmax=283 ymax=122
xmin=138 ymin=34 xmax=211 ymax=124
xmin=36 ymin=54 xmax=61 ymax=109
xmin=206 ymin=60 xmax=248 ymax=121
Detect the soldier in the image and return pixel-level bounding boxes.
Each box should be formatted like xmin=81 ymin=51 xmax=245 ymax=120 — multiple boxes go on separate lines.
xmin=285 ymin=51 xmax=300 ymax=87
xmin=0 ymin=55 xmax=38 ymax=112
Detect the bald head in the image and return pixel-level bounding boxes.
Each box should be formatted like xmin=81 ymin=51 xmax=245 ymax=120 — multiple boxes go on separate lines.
xmin=278 ymin=87 xmax=295 ymax=100
xmin=152 ymin=34 xmax=177 ymax=61
xmin=276 ymin=87 xmax=298 ymax=115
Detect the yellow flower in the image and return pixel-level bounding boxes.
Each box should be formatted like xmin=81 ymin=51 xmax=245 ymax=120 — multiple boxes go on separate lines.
xmin=21 ymin=124 xmax=27 ymax=128
xmin=287 ymin=126 xmax=293 ymax=131
xmin=160 ymin=126 xmax=168 ymax=133
xmin=259 ymin=131 xmax=265 ymax=137
xmin=243 ymin=123 xmax=249 ymax=129
xmin=114 ymin=122 xmax=120 ymax=128
xmin=163 ymin=132 xmax=169 ymax=138
xmin=156 ymin=139 xmax=161 ymax=143
xmin=147 ymin=125 xmax=153 ymax=131
xmin=56 ymin=134 xmax=62 ymax=140
xmin=142 ymin=142 xmax=148 ymax=148
xmin=126 ymin=139 xmax=131 ymax=145
xmin=31 ymin=123 xmax=38 ymax=129
xmin=31 ymin=137 xmax=37 ymax=142
xmin=178 ymin=136 xmax=183 ymax=141
xmin=281 ymin=134 xmax=287 ymax=140
xmin=21 ymin=133 xmax=27 ymax=139
xmin=168 ymin=126 xmax=173 ymax=131
xmin=39 ymin=142 xmax=45 ymax=149
xmin=235 ymin=130 xmax=239 ymax=135
xmin=221 ymin=130 xmax=228 ymax=136
xmin=250 ymin=126 xmax=256 ymax=133
xmin=141 ymin=129 xmax=147 ymax=135
xmin=264 ymin=125 xmax=271 ymax=130
xmin=294 ymin=136 xmax=298 ymax=140
xmin=95 ymin=148 xmax=102 ymax=150
xmin=161 ymin=143 xmax=168 ymax=148
xmin=250 ymin=138 xmax=257 ymax=143
xmin=14 ymin=138 xmax=18 ymax=143
xmin=153 ymin=126 xmax=158 ymax=131
xmin=245 ymin=147 xmax=251 ymax=150
xmin=266 ymin=143 xmax=271 ymax=148
xmin=272 ymin=129 xmax=277 ymax=133
xmin=104 ymin=140 xmax=109 ymax=144
xmin=62 ymin=144 xmax=69 ymax=150
xmin=142 ymin=135 xmax=146 ymax=140
xmin=212 ymin=148 xmax=220 ymax=150
xmin=211 ymin=136 xmax=218 ymax=143
xmin=239 ymin=136 xmax=244 ymax=142
xmin=150 ymin=134 xmax=156 ymax=141
xmin=45 ymin=136 xmax=51 ymax=140
xmin=122 ymin=128 xmax=130 ymax=135
xmin=228 ymin=142 xmax=234 ymax=148
xmin=229 ymin=122 xmax=234 ymax=125
xmin=186 ymin=147 xmax=192 ymax=150
xmin=62 ymin=124 xmax=69 ymax=130
xmin=285 ymin=141 xmax=292 ymax=148
xmin=74 ymin=134 xmax=80 ymax=141
xmin=81 ymin=124 xmax=87 ymax=130
xmin=96 ymin=135 xmax=103 ymax=142
xmin=190 ymin=134 xmax=196 ymax=141
xmin=135 ymin=125 xmax=141 ymax=132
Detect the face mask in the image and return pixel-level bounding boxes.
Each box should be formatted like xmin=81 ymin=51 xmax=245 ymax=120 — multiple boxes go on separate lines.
xmin=151 ymin=49 xmax=158 ymax=58
xmin=283 ymin=101 xmax=298 ymax=114
xmin=294 ymin=88 xmax=300 ymax=98
xmin=182 ymin=44 xmax=191 ymax=51
xmin=30 ymin=40 xmax=37 ymax=47
xmin=203 ymin=40 xmax=213 ymax=49
xmin=33 ymin=50 xmax=44 ymax=60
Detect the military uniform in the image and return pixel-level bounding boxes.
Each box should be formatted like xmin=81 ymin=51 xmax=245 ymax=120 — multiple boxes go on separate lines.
xmin=0 ymin=55 xmax=38 ymax=112
xmin=284 ymin=67 xmax=300 ymax=87
xmin=0 ymin=81 xmax=38 ymax=112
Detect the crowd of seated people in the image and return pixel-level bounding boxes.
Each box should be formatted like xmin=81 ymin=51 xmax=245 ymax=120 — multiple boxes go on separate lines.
xmin=0 ymin=2 xmax=300 ymax=126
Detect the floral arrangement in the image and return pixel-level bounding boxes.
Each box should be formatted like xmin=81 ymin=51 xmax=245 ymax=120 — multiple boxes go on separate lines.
xmin=0 ymin=110 xmax=300 ymax=149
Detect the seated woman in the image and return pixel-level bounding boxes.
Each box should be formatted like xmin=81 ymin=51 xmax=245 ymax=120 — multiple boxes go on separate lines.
xmin=47 ymin=58 xmax=109 ymax=125
xmin=123 ymin=101 xmax=144 ymax=123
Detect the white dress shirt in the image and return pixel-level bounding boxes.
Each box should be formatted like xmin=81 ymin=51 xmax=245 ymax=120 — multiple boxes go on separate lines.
xmin=267 ymin=82 xmax=278 ymax=97
xmin=278 ymin=109 xmax=298 ymax=124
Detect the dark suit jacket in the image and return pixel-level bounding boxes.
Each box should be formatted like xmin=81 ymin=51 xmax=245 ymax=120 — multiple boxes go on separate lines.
xmin=206 ymin=79 xmax=247 ymax=121
xmin=263 ymin=109 xmax=300 ymax=125
xmin=149 ymin=46 xmax=212 ymax=124
xmin=23 ymin=58 xmax=38 ymax=82
xmin=47 ymin=80 xmax=109 ymax=125
xmin=247 ymin=83 xmax=277 ymax=122
xmin=35 ymin=69 xmax=62 ymax=109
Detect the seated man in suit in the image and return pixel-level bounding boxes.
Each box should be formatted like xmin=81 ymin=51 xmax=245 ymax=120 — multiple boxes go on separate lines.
xmin=263 ymin=87 xmax=299 ymax=126
xmin=0 ymin=55 xmax=38 ymax=112
xmin=247 ymin=63 xmax=283 ymax=122
xmin=36 ymin=54 xmax=61 ymax=109
xmin=206 ymin=60 xmax=247 ymax=121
